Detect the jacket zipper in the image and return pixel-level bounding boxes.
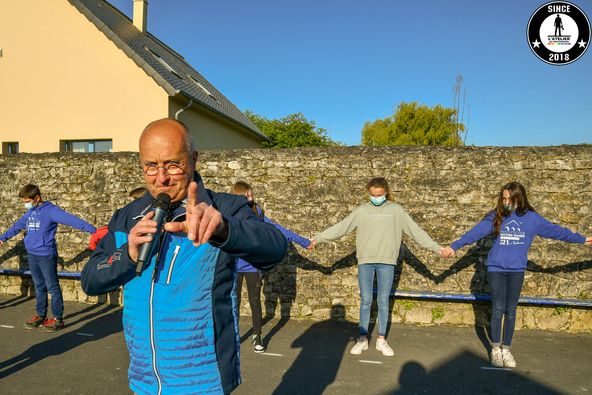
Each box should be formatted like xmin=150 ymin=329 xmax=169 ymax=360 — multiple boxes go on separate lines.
xmin=166 ymin=245 xmax=181 ymax=285
xmin=149 ymin=211 xmax=185 ymax=394
xmin=149 ymin=278 xmax=162 ymax=395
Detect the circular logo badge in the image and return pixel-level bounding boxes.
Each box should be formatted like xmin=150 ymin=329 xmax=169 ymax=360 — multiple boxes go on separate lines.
xmin=527 ymin=1 xmax=590 ymax=65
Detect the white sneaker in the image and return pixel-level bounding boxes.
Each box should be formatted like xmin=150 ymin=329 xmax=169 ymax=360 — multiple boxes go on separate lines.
xmin=490 ymin=347 xmax=503 ymax=367
xmin=350 ymin=338 xmax=368 ymax=354
xmin=376 ymin=339 xmax=394 ymax=357
xmin=502 ymin=348 xmax=516 ymax=368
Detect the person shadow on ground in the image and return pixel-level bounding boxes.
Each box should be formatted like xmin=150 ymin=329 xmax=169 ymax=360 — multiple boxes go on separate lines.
xmin=0 ymin=240 xmax=35 ymax=299
xmin=435 ymin=236 xmax=495 ymax=352
xmin=256 ymin=245 xmax=331 ymax=347
xmin=272 ymin=304 xmax=356 ymax=395
xmin=390 ymin=353 xmax=560 ymax=394
xmin=373 ymin=243 xmax=440 ymax=339
xmin=260 ymin=243 xmax=441 ymax=347
xmin=0 ymin=304 xmax=122 ymax=379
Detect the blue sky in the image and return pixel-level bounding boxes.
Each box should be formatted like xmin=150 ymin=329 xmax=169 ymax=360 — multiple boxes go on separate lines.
xmin=108 ymin=0 xmax=591 ymax=146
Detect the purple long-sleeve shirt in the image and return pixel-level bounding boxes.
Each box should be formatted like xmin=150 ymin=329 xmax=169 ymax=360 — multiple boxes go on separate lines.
xmin=0 ymin=201 xmax=96 ymax=256
xmin=451 ymin=210 xmax=585 ymax=272
xmin=237 ymin=215 xmax=310 ymax=273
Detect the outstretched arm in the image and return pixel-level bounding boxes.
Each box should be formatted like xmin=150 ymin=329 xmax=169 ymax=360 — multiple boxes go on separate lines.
xmin=450 ymin=216 xmax=495 ymax=252
xmin=312 ymin=210 xmax=359 ymax=247
xmin=264 ymin=216 xmax=311 ymax=249
xmin=164 ymin=182 xmax=288 ymax=270
xmin=51 ymin=206 xmax=96 ymax=233
xmin=536 ymin=214 xmax=587 ymax=244
xmin=0 ymin=213 xmax=29 ymax=243
xmin=400 ymin=209 xmax=441 ymax=254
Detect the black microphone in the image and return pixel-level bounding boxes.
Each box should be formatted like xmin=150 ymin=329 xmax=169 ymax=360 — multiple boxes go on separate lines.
xmin=136 ymin=193 xmax=171 ymax=276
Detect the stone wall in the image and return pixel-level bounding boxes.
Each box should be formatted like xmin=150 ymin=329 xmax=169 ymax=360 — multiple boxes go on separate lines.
xmin=0 ymin=146 xmax=591 ymax=332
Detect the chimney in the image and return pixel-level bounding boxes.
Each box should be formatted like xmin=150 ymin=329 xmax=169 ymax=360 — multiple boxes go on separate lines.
xmin=133 ymin=0 xmax=148 ymax=32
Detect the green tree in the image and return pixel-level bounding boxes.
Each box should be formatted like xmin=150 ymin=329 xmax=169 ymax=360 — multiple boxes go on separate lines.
xmin=361 ymin=102 xmax=464 ymax=146
xmin=246 ymin=111 xmax=339 ymax=148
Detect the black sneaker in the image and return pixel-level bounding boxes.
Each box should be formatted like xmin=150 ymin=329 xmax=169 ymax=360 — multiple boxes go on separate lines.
xmin=24 ymin=315 xmax=46 ymax=330
xmin=252 ymin=335 xmax=265 ymax=353
xmin=44 ymin=318 xmax=65 ymax=332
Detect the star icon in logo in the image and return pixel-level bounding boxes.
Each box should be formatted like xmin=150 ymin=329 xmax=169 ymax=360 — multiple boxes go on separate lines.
xmin=578 ymin=39 xmax=587 ymax=48
xmin=532 ymin=39 xmax=541 ymax=48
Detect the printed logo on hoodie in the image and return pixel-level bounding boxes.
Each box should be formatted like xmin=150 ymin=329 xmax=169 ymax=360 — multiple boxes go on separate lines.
xmin=500 ymin=220 xmax=525 ymax=246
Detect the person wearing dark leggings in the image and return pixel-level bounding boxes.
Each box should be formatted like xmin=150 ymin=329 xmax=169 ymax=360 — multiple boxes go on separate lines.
xmin=443 ymin=181 xmax=591 ymax=367
xmin=231 ymin=181 xmax=311 ymax=352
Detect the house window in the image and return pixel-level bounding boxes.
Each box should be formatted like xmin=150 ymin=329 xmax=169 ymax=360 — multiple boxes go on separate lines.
xmin=61 ymin=139 xmax=112 ymax=153
xmin=2 ymin=142 xmax=19 ymax=154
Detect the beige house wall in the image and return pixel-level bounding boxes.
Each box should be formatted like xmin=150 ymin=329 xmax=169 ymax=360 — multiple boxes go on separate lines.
xmin=0 ymin=1 xmax=171 ymax=153
xmin=169 ymin=99 xmax=263 ymax=149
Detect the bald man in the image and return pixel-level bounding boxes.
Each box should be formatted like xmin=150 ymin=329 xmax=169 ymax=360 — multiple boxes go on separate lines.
xmin=82 ymin=118 xmax=288 ymax=394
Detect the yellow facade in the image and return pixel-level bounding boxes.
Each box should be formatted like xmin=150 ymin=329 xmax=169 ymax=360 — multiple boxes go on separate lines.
xmin=0 ymin=1 xmax=263 ymax=153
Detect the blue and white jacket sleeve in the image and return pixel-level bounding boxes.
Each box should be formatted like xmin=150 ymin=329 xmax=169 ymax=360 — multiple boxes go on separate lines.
xmin=0 ymin=213 xmax=29 ymax=242
xmin=535 ymin=213 xmax=586 ymax=243
xmin=81 ymin=209 xmax=137 ymax=295
xmin=451 ymin=214 xmax=495 ymax=251
xmin=263 ymin=216 xmax=310 ymax=249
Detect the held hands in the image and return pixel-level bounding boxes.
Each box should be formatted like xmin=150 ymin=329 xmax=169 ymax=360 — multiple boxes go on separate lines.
xmin=440 ymin=246 xmax=455 ymax=259
xmin=164 ymin=181 xmax=226 ymax=246
xmin=307 ymin=239 xmax=316 ymax=250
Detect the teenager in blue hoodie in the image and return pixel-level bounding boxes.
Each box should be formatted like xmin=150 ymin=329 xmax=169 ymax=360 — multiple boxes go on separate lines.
xmin=0 ymin=184 xmax=96 ymax=331
xmin=230 ymin=181 xmax=311 ymax=353
xmin=443 ymin=181 xmax=591 ymax=368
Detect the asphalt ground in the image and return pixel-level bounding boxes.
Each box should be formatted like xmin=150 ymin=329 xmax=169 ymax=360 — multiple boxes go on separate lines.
xmin=0 ymin=295 xmax=591 ymax=394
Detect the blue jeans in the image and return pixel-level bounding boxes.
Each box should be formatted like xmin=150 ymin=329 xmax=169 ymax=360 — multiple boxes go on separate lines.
xmin=358 ymin=263 xmax=395 ymax=337
xmin=487 ymin=271 xmax=524 ymax=347
xmin=28 ymin=254 xmax=63 ymax=318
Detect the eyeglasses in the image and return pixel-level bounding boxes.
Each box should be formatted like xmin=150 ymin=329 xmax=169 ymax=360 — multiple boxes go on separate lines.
xmin=142 ymin=158 xmax=189 ymax=176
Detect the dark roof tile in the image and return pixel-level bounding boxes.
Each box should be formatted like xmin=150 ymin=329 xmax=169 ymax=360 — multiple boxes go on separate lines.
xmin=69 ymin=0 xmax=267 ymax=141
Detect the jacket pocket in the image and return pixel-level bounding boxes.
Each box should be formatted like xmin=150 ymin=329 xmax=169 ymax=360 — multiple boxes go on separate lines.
xmin=166 ymin=245 xmax=181 ymax=285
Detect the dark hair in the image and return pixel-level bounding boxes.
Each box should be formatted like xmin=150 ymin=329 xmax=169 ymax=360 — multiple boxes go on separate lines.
xmin=366 ymin=177 xmax=392 ymax=200
xmin=19 ymin=184 xmax=41 ymax=199
xmin=230 ymin=181 xmax=263 ymax=218
xmin=493 ymin=181 xmax=535 ymax=235
xmin=129 ymin=187 xmax=148 ymax=200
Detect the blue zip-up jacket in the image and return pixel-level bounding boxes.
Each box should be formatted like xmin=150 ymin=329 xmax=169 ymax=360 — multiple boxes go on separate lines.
xmin=451 ymin=210 xmax=586 ymax=272
xmin=81 ymin=174 xmax=288 ymax=395
xmin=237 ymin=210 xmax=310 ymax=273
xmin=0 ymin=201 xmax=96 ymax=256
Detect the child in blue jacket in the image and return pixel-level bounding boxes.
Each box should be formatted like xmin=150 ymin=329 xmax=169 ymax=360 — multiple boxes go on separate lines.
xmin=443 ymin=181 xmax=591 ymax=368
xmin=230 ymin=181 xmax=311 ymax=352
xmin=0 ymin=184 xmax=96 ymax=331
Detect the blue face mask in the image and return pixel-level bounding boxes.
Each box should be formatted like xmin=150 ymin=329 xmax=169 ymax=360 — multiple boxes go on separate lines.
xmin=370 ymin=195 xmax=387 ymax=206
xmin=24 ymin=202 xmax=34 ymax=210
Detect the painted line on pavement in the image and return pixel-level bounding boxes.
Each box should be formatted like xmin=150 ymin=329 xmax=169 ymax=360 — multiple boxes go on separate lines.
xmin=359 ymin=360 xmax=383 ymax=364
xmin=76 ymin=332 xmax=94 ymax=337
xmin=260 ymin=353 xmax=283 ymax=357
xmin=480 ymin=366 xmax=512 ymax=371
xmin=0 ymin=325 xmax=15 ymax=328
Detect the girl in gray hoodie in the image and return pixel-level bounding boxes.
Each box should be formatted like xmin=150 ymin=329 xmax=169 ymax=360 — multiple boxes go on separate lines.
xmin=312 ymin=177 xmax=443 ymax=356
